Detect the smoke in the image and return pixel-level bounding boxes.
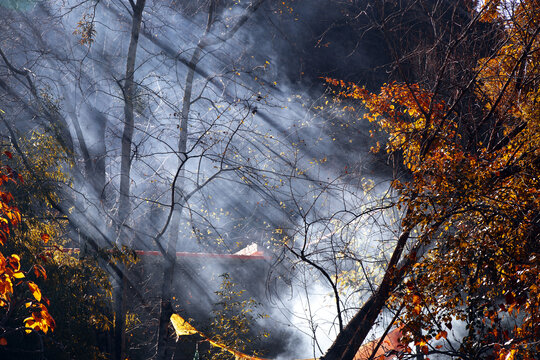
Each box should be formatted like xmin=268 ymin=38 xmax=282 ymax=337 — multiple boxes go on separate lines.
xmin=0 ymin=0 xmax=403 ymax=358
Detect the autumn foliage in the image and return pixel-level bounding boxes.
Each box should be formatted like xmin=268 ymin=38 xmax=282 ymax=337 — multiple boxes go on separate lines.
xmin=0 ymin=153 xmax=55 ymax=346
xmin=325 ymin=0 xmax=539 ymax=359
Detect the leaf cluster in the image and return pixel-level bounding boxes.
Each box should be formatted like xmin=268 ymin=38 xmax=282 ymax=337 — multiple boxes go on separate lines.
xmin=0 ymin=152 xmax=55 ymax=355
xmin=207 ymin=273 xmax=268 ymax=360
xmin=326 ymin=1 xmax=539 ymax=358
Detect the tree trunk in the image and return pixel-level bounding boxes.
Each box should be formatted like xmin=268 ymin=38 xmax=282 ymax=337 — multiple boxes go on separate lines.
xmin=118 ymin=0 xmax=145 ymax=235
xmin=115 ymin=2 xmax=146 ymax=360
xmin=155 ymin=4 xmax=214 ymax=358
xmin=321 ymin=226 xmax=413 ymax=360
xmin=155 ymin=2 xmax=266 ymax=358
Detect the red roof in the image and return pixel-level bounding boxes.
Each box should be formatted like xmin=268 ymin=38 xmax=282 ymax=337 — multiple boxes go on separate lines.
xmin=62 ymin=243 xmax=269 ymax=260
xmin=353 ymin=328 xmax=404 ymax=360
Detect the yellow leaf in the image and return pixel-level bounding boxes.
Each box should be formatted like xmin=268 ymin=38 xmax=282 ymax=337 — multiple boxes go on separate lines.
xmin=170 ymin=314 xmax=198 ymax=336
xmin=12 ymin=271 xmax=25 ymax=279
xmin=505 ymin=349 xmax=517 ymax=360
xmin=28 ymin=282 xmax=42 ymax=302
xmin=23 ymin=317 xmax=35 ymax=334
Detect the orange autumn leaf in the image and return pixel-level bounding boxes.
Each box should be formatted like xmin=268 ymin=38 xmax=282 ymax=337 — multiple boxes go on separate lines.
xmin=435 ymin=331 xmax=448 ymax=340
xmin=40 ymin=233 xmax=50 ymax=243
xmin=7 ymin=254 xmax=20 ymax=271
xmin=2 ymin=145 xmax=54 ymax=337
xmin=326 ymin=3 xmax=539 ymax=358
xmin=28 ymin=281 xmax=42 ymax=302
xmin=33 ymin=264 xmax=47 ymax=280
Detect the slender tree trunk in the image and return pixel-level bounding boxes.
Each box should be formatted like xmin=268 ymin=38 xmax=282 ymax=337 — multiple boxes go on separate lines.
xmin=69 ymin=104 xmax=107 ymax=201
xmin=155 ymin=2 xmax=266 ymax=358
xmin=155 ymin=5 xmax=215 ymax=359
xmin=115 ymin=2 xmax=146 ymax=360
xmin=89 ymin=107 xmax=108 ymax=203
xmin=118 ymin=0 xmax=145 ymax=234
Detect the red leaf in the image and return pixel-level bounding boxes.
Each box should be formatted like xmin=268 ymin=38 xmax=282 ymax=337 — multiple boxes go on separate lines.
xmin=33 ymin=264 xmax=47 ymax=280
xmin=40 ymin=233 xmax=50 ymax=243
